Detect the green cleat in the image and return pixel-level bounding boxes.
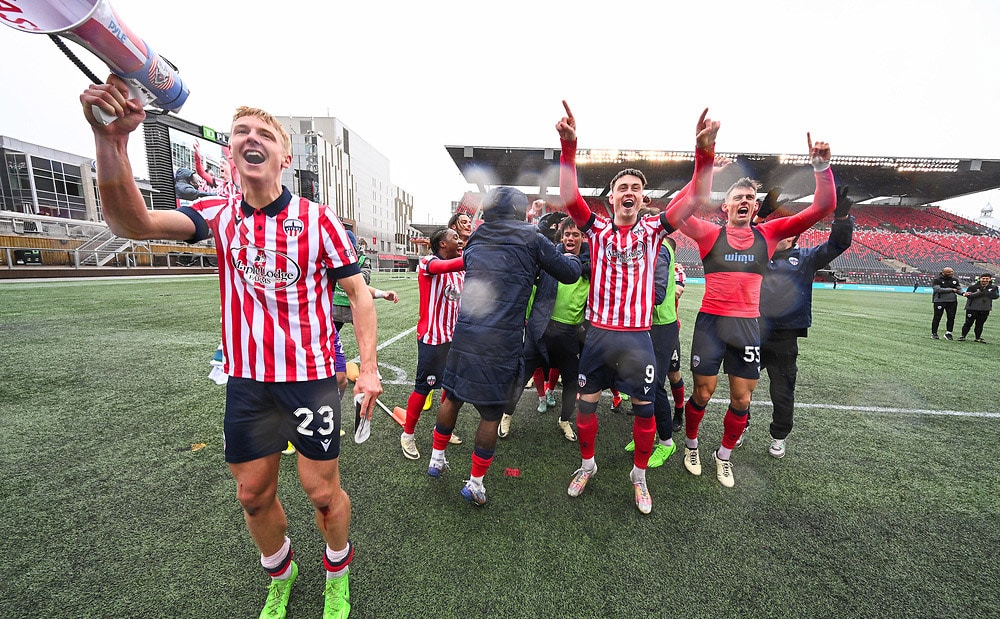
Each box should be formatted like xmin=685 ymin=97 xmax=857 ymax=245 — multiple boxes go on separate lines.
xmin=646 ymin=442 xmax=677 ymax=468
xmin=324 ymin=570 xmax=351 ymax=619
xmin=624 ymin=439 xmax=635 ymax=452
xmin=259 ymin=561 xmax=297 ymax=619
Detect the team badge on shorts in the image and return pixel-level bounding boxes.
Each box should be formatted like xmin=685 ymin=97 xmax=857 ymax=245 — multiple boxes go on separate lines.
xmin=692 ymin=355 xmax=701 ymax=368
xmin=788 ymin=256 xmax=799 ymax=266
xmin=427 ymin=374 xmax=437 ymax=387
xmin=578 ymin=373 xmax=587 ymax=388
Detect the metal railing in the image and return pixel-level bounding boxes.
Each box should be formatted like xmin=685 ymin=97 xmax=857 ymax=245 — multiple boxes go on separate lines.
xmin=1 ymin=244 xmax=217 ymax=271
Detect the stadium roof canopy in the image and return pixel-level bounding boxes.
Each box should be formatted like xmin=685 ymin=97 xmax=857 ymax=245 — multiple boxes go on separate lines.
xmin=445 ymin=146 xmax=1000 ymax=207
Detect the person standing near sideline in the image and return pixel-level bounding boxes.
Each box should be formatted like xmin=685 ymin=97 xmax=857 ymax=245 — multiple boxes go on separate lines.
xmin=958 ymin=273 xmax=999 ymax=342
xmin=931 ymin=267 xmax=963 ymax=340
xmin=80 ymin=76 xmax=381 ymax=619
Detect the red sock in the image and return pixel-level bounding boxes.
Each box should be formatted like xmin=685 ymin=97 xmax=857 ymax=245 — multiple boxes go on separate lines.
xmin=576 ymin=411 xmax=598 ymax=459
xmin=685 ymin=398 xmax=706 ymax=440
xmin=721 ymin=407 xmax=749 ymax=450
xmin=403 ymin=391 xmax=426 ymax=434
xmin=532 ymin=368 xmax=546 ymax=396
xmin=670 ymin=381 xmax=685 ymax=411
xmin=632 ymin=415 xmax=657 ymax=468
xmin=432 ymin=427 xmax=452 ymax=451
xmin=471 ymin=452 xmax=493 ymax=478
xmin=547 ymin=368 xmax=560 ymax=391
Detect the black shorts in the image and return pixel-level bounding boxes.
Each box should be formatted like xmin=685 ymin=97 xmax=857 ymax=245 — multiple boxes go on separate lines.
xmin=689 ymin=313 xmax=760 ymax=380
xmin=224 ymin=376 xmax=343 ymax=463
xmin=578 ymin=327 xmax=657 ymax=399
xmin=414 ymin=340 xmax=451 ymax=395
xmin=651 ymin=320 xmax=681 ymax=375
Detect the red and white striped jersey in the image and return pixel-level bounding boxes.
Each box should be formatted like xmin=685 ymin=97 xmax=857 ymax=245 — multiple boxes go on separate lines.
xmin=583 ymin=216 xmax=670 ymax=330
xmin=416 ymin=255 xmax=465 ymax=345
xmin=189 ymin=189 xmax=357 ymax=382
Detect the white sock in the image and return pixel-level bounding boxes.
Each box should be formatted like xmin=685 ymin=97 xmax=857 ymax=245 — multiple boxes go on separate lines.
xmin=661 ymin=438 xmax=674 ymax=447
xmin=261 ymin=536 xmax=292 ymax=580
xmin=685 ymin=438 xmax=698 ymax=450
xmin=582 ymin=457 xmax=596 ymax=470
xmin=630 ymin=466 xmax=645 ymax=482
xmin=430 ymin=448 xmax=446 ymax=462
xmin=717 ymin=446 xmax=732 ymax=460
xmin=401 ymin=431 xmax=414 ymax=440
xmin=325 ymin=545 xmax=350 ymax=579
xmin=469 ymin=474 xmax=484 ymax=486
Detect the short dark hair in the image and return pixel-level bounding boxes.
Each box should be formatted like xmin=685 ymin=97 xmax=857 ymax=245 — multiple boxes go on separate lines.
xmin=429 ymin=228 xmax=451 ymax=254
xmin=726 ymin=177 xmax=761 ymax=200
xmin=448 ymin=212 xmax=470 ymax=229
xmin=610 ymin=168 xmax=647 ymax=190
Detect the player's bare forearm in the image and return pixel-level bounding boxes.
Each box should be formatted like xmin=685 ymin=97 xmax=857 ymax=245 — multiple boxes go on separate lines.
xmin=343 ymin=274 xmax=383 ymax=407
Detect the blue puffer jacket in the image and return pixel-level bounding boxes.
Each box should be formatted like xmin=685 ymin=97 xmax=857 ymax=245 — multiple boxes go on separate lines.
xmin=443 ymin=218 xmax=581 ymax=406
xmin=759 ymin=215 xmax=853 ymax=336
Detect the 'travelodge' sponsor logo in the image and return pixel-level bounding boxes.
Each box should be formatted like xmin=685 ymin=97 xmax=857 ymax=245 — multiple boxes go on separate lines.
xmin=230 ymin=246 xmax=301 ymax=289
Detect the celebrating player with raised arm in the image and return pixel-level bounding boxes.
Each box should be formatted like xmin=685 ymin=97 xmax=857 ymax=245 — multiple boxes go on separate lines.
xmin=80 ymin=75 xmax=380 ymax=619
xmin=677 ymin=133 xmax=836 ymax=488
xmin=557 ymin=100 xmax=718 ymax=514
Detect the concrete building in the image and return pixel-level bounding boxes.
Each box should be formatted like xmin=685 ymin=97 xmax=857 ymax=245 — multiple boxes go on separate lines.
xmin=276 ymin=116 xmax=414 ymax=259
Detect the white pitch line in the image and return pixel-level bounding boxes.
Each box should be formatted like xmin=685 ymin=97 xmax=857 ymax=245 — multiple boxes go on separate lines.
xmin=709 ymin=398 xmax=998 ymax=419
xmin=348 ymin=326 xmax=416 ymax=363
xmin=358 ymin=329 xmax=998 ymax=419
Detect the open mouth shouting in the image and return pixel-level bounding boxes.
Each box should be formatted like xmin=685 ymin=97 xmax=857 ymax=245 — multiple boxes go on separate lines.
xmin=243 ymin=150 xmax=265 ymax=165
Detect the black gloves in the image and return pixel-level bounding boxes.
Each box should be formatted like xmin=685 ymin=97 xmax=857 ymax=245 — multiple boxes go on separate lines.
xmin=756 ymin=186 xmax=783 ymax=220
xmin=835 ymin=185 xmax=853 ymax=219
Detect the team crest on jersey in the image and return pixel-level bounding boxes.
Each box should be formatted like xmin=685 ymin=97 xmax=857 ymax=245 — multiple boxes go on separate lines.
xmin=427 ymin=375 xmax=437 ymax=387
xmin=788 ymin=256 xmax=800 ymax=266
xmin=692 ymin=355 xmax=701 ymax=368
xmin=578 ymin=373 xmax=587 ymax=388
xmin=230 ymin=245 xmax=301 ymax=289
xmin=444 ymin=284 xmax=462 ymax=301
xmin=283 ymin=218 xmax=304 ymax=237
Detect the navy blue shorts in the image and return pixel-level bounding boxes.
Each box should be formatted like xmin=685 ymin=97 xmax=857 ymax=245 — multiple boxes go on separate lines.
xmin=414 ymin=340 xmax=451 ymax=395
xmin=224 ymin=376 xmax=343 ymax=463
xmin=651 ymin=320 xmax=681 ymax=375
xmin=689 ymin=312 xmax=760 ymax=380
xmin=578 ymin=327 xmax=657 ymax=400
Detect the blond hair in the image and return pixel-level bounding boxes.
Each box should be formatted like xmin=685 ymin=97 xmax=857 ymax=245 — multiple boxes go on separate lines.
xmin=232 ymin=106 xmax=292 ymax=155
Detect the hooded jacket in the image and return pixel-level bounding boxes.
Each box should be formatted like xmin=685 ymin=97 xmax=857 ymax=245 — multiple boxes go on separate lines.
xmin=442 ymin=189 xmax=581 ymax=406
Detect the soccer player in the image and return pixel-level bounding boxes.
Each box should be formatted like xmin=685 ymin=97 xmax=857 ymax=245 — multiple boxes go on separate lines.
xmin=556 ymin=101 xmax=719 ymax=514
xmin=624 ymin=232 xmax=684 ymax=468
xmin=427 ymin=186 xmax=581 ymax=507
xmin=81 ymin=76 xmax=382 ymax=619
xmin=399 ymin=227 xmax=465 ymax=459
xmin=931 ymin=267 xmax=963 ymax=340
xmin=677 ymin=134 xmax=836 ymax=488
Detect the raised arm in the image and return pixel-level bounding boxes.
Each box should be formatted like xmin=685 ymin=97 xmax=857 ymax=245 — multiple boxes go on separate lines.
xmin=557 ymin=100 xmax=595 ymax=228
xmin=760 ymin=133 xmax=836 ymax=241
xmin=80 ymin=76 xmax=195 ymax=241
xmin=662 ymin=109 xmax=720 ymax=230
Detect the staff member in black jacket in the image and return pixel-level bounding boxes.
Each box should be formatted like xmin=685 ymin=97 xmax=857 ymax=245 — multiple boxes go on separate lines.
xmin=931 ymin=267 xmax=963 ymax=340
xmin=745 ymin=186 xmax=854 ymax=459
xmin=958 ymin=274 xmax=999 ymax=342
